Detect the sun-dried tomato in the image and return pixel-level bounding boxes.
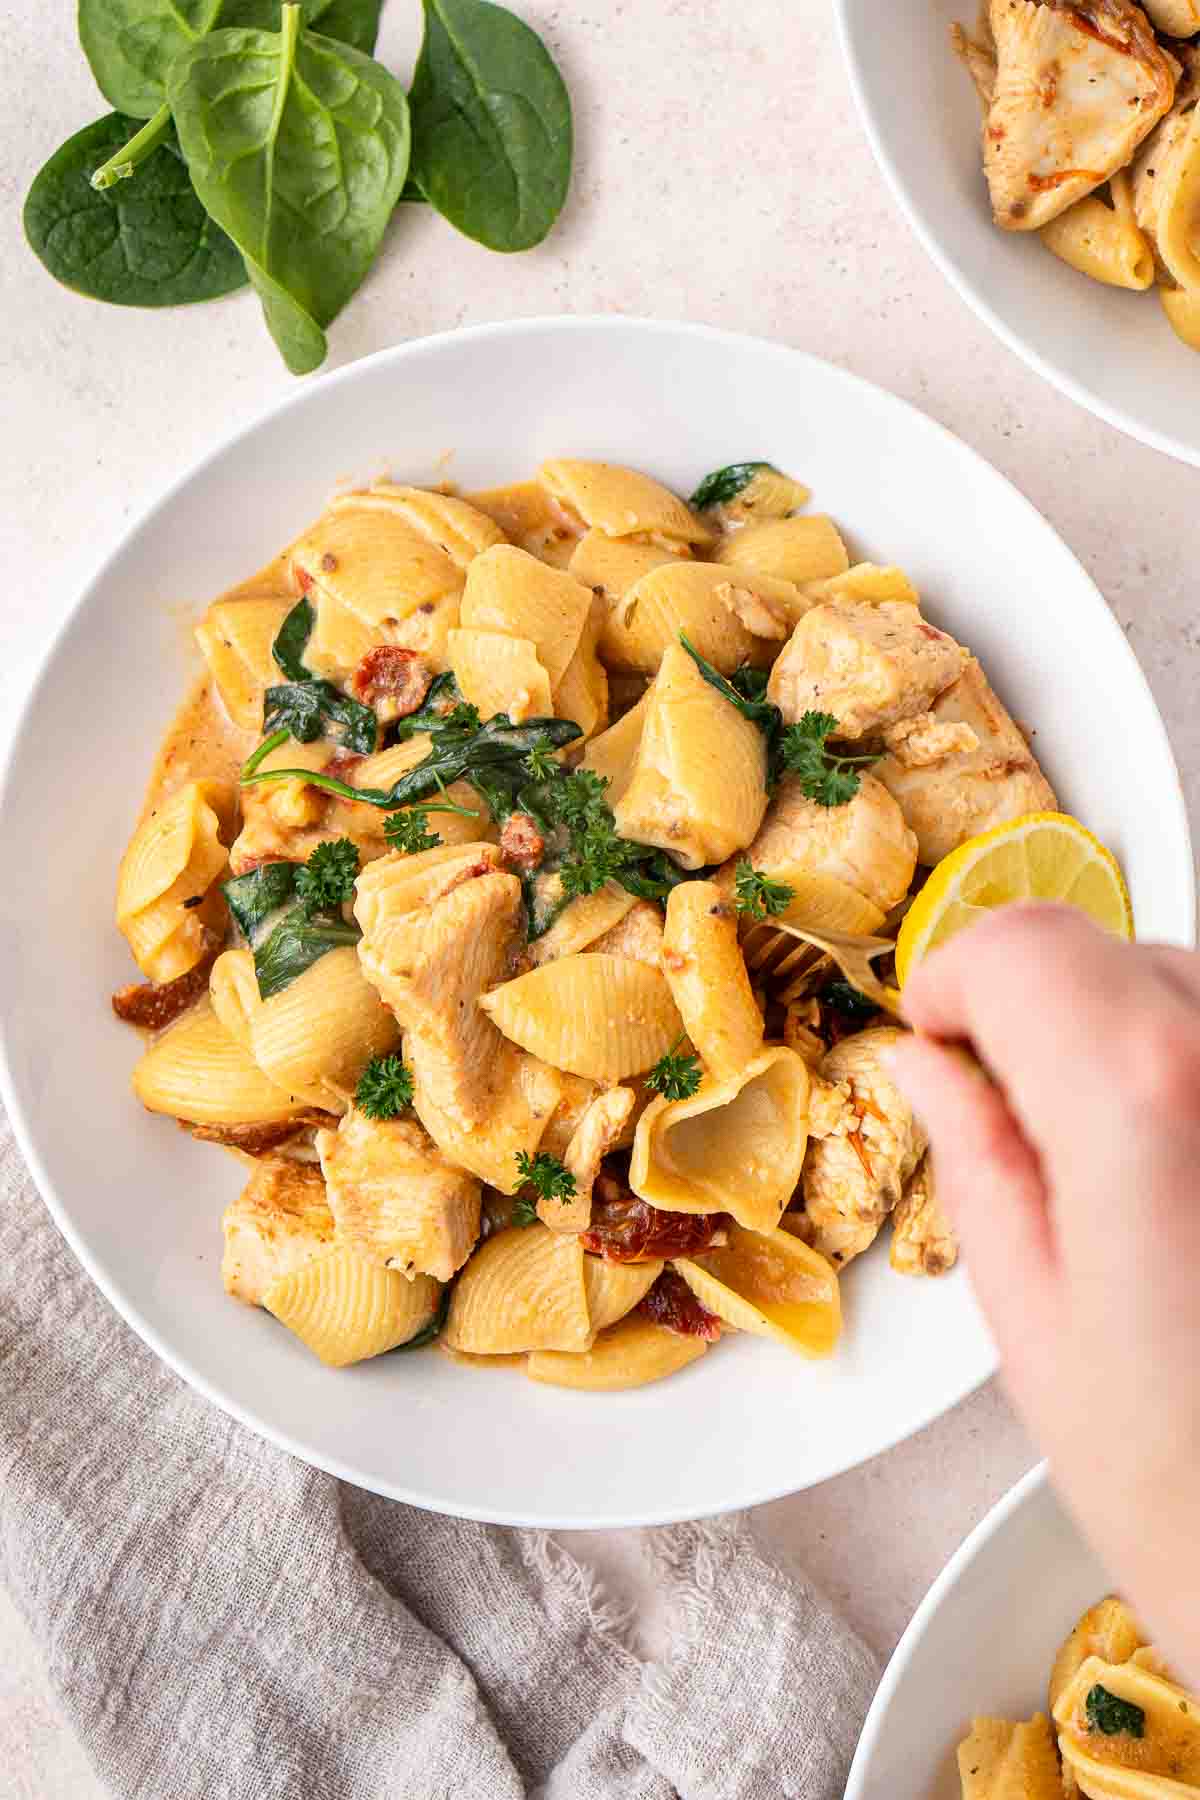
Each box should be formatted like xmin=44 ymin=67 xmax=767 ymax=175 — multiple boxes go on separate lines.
xmin=352 ymin=647 xmax=432 ymax=720
xmin=581 ymin=1168 xmax=729 ymax=1263
xmin=112 ymin=948 xmax=217 ymax=1032
xmin=638 ymin=1270 xmax=721 ymax=1341
xmin=498 ymin=812 xmax=545 ymax=874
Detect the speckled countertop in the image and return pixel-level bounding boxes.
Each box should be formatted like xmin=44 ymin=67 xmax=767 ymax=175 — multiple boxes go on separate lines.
xmin=1 ymin=1 xmax=1197 ymax=1794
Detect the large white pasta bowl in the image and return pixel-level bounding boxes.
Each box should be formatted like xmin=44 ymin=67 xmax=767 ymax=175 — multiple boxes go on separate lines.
xmin=836 ymin=0 xmax=1200 ymax=468
xmin=0 ymin=318 xmax=1192 ymax=1526
xmin=845 ymin=1466 xmax=1108 ymax=1799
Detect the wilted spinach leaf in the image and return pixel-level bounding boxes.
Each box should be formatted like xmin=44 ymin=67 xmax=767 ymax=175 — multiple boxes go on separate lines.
xmin=169 ymin=9 xmax=411 ymax=373
xmin=256 ymin=595 xmax=379 ymax=753
xmin=272 ymin=596 xmax=317 ymax=682
xmin=221 ymin=857 xmax=360 ymax=998
xmin=23 ymin=113 xmax=247 ymax=306
xmin=409 ymin=0 xmax=571 ymax=251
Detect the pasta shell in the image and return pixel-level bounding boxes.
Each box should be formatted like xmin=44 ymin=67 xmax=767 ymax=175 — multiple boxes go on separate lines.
xmin=317 ymin=1110 xmax=480 ymax=1283
xmin=479 ymin=953 xmax=682 ymax=1081
xmin=1048 ymin=1599 xmax=1145 ymax=1716
xmin=527 ymin=1314 xmax=708 ymax=1390
xmin=444 ymin=1225 xmax=591 ymax=1354
xmin=222 ymin=1161 xmax=335 ymax=1306
xmin=530 ymin=883 xmax=637 ymax=966
xmin=602 ymin=561 xmax=774 ymax=673
xmin=264 ymin=1247 xmax=441 ymax=1366
xmin=460 ymin=544 xmax=592 ymax=689
xmin=661 ymin=880 xmax=762 ymax=1081
xmin=568 ymin=529 xmax=684 ymax=606
xmin=957 ymin=1717 xmax=1061 ymax=1800
xmin=209 ymin=948 xmax=261 ymax=1045
xmin=448 ymin=628 xmax=553 ymax=724
xmin=249 ymin=947 xmax=400 ymax=1114
xmin=538 ymin=459 xmax=714 ymax=547
xmin=614 ymin=642 xmax=769 ymax=870
xmin=630 ymin=1047 xmax=811 ymax=1233
xmin=582 ymin=1254 xmax=663 ymax=1331
xmin=116 ymin=779 xmax=234 ymax=982
xmin=307 ymin=589 xmax=377 ymax=682
xmin=195 ymin=596 xmax=292 ymax=731
xmin=552 ymin=590 xmax=609 ymax=746
xmin=292 ymin=502 xmax=463 ymax=631
xmin=580 ymin=690 xmax=650 ymax=808
xmin=806 ymin=563 xmax=919 ymax=608
xmin=1054 ymin=1654 xmax=1200 ymax=1794
xmin=346 ymin=484 xmax=505 ymax=568
xmin=1161 ymin=282 xmax=1200 ymax=351
xmin=1152 ymin=107 xmax=1200 ymax=291
xmin=250 ymin=738 xmax=329 ymax=829
xmin=716 ymin=515 xmax=848 ymax=586
xmin=673 ymin=1223 xmax=840 ymax=1358
xmin=354 ymin=843 xmax=505 ymax=994
xmin=468 ymin=479 xmax=582 ymax=567
xmin=133 ymin=999 xmax=304 ymax=1126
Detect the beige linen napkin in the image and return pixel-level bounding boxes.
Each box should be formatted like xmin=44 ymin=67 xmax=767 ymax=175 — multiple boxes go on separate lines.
xmin=0 ymin=1114 xmax=877 ymax=1800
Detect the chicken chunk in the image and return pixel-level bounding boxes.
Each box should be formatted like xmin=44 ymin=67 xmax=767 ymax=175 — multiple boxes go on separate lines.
xmin=980 ymin=0 xmax=1175 ymax=233
xmin=221 ymin=1161 xmax=335 ymax=1306
xmin=874 ymin=658 xmax=1056 ymax=866
xmin=542 ymin=1087 xmax=637 ymax=1233
xmin=766 ymin=600 xmax=967 ymax=740
xmin=719 ymin=773 xmax=918 ymax=915
xmin=588 ymin=900 xmax=665 ymax=968
xmin=317 ymin=1109 xmax=480 ymax=1282
xmin=801 ymin=1027 xmax=927 ymax=1267
xmin=890 ymin=1158 xmax=959 ymax=1277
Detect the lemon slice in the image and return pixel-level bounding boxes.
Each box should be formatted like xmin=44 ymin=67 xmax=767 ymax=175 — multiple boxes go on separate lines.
xmin=895 ymin=812 xmax=1133 ymax=986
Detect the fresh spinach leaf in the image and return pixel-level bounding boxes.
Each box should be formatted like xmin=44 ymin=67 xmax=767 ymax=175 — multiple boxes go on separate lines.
xmin=1085 ymin=1686 xmax=1146 ymax=1739
xmin=221 ymin=855 xmax=360 ymax=998
xmin=409 ymin=0 xmax=571 ymax=251
xmin=689 ymin=463 xmax=776 ymax=511
xmin=272 ymin=595 xmax=315 ymax=681
xmin=390 ymin=670 xmax=460 ymax=741
xmin=169 ymin=8 xmax=411 ymax=373
xmin=23 ymin=112 xmax=247 ymax=306
xmin=80 ymin=0 xmax=384 ymax=121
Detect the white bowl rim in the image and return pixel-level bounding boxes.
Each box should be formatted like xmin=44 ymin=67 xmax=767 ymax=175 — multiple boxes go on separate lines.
xmin=0 ymin=314 xmax=1192 ymax=1524
xmin=833 ymin=1 xmax=1200 ymax=472
xmin=845 ymin=1460 xmax=1050 ymax=1796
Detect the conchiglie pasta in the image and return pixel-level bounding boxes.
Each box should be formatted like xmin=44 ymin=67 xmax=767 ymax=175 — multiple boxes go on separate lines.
xmin=552 ymin=591 xmax=608 ymax=745
xmin=538 ymin=459 xmax=714 ymax=547
xmin=1040 ymin=197 xmax=1155 ymax=290
xmin=673 ymin=1223 xmax=840 ymax=1357
xmin=479 ymin=953 xmax=682 ymax=1081
xmin=347 ymin=483 xmax=505 ymax=568
xmin=459 ymin=545 xmax=592 ymax=690
xmin=292 ymin=501 xmax=463 ymax=630
xmin=529 ymin=883 xmax=637 ymax=965
xmin=630 ymin=1047 xmax=811 ymax=1233
xmin=583 ymin=1255 xmax=663 ymax=1331
xmin=306 ymin=590 xmax=378 ymax=683
xmin=249 ymin=738 xmax=330 ymax=829
xmin=580 ymin=690 xmax=651 ymax=808
xmin=1048 ymin=1598 xmax=1145 ymax=1715
xmin=354 ymin=842 xmax=505 ymax=993
xmin=601 ymin=561 xmax=779 ymax=673
xmin=448 ymin=628 xmax=553 ymax=724
xmin=468 ymin=479 xmax=583 ymax=567
xmin=209 ymin=948 xmax=261 ymax=1045
xmin=1054 ymin=1654 xmax=1200 ymax=1793
xmin=527 ymin=1313 xmax=709 ymax=1390
xmin=1152 ymin=107 xmax=1200 ymax=293
xmin=567 ymin=530 xmax=685 ymax=607
xmin=661 ymin=881 xmax=762 ymax=1081
xmin=133 ymin=999 xmax=305 ymax=1126
xmin=249 ymin=946 xmax=400 ymax=1113
xmin=1161 ymin=283 xmax=1200 ymax=352
xmin=716 ymin=515 xmax=849 ymax=585
xmin=116 ymin=779 xmax=235 ymax=982
xmin=614 ymin=642 xmax=769 ymax=870
xmin=264 ymin=1247 xmax=441 ymax=1366
xmin=444 ymin=1225 xmax=591 ymax=1353
xmin=808 ymin=563 xmax=919 ymax=608
xmin=194 ymin=596 xmax=292 ymax=731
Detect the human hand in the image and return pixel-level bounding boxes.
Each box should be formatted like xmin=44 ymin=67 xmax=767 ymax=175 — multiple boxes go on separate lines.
xmin=890 ymin=903 xmax=1200 ymax=1683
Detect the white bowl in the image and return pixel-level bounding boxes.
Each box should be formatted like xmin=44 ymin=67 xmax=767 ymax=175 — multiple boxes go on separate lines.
xmin=836 ymin=0 xmax=1200 ymax=468
xmin=0 ymin=317 xmax=1192 ymax=1526
xmin=846 ymin=1466 xmax=1110 ymax=1798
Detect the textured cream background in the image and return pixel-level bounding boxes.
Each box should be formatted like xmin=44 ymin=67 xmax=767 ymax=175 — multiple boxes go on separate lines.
xmin=1 ymin=0 xmax=1197 ymax=1793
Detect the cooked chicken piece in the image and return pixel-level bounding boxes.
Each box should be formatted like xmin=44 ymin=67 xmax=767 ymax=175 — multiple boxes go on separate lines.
xmin=890 ymin=1157 xmax=959 ymax=1277
xmin=317 ymin=1109 xmax=480 ymax=1282
xmin=884 ymin=712 xmax=979 ymax=768
xmin=718 ymin=773 xmax=918 ymax=914
xmin=357 ymin=868 xmax=561 ymax=1192
xmin=221 ymin=1161 xmax=335 ymax=1306
xmin=766 ymin=600 xmax=967 ymax=740
xmin=979 ymin=0 xmax=1175 ymax=233
xmin=802 ymin=1027 xmax=927 ymax=1268
xmin=1142 ymin=0 xmax=1200 ymax=38
xmin=875 ymin=658 xmax=1056 ymax=866
xmin=717 ymin=581 xmax=792 ymax=641
xmin=542 ymin=1087 xmax=637 ymax=1233
xmin=588 ymin=899 xmax=665 ymax=968
xmin=952 ymin=14 xmax=998 ymax=108
xmin=1132 ymin=90 xmax=1200 ymax=280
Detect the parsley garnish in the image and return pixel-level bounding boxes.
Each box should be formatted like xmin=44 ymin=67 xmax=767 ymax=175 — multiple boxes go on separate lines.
xmin=384 ymin=809 xmax=442 ymax=854
xmin=355 ymin=1054 xmax=414 ymax=1120
xmin=1085 ymin=1686 xmax=1146 ymax=1739
xmin=734 ymin=860 xmax=795 ymax=921
xmin=778 ymin=711 xmax=878 ymax=808
xmin=511 ymin=1193 xmax=540 ymax=1228
xmin=646 ymin=1039 xmax=702 ymax=1101
xmin=294 ymin=837 xmax=360 ymax=912
xmin=514 ymin=1150 xmax=577 ymax=1205
xmin=524 ymin=741 xmax=559 ymax=783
